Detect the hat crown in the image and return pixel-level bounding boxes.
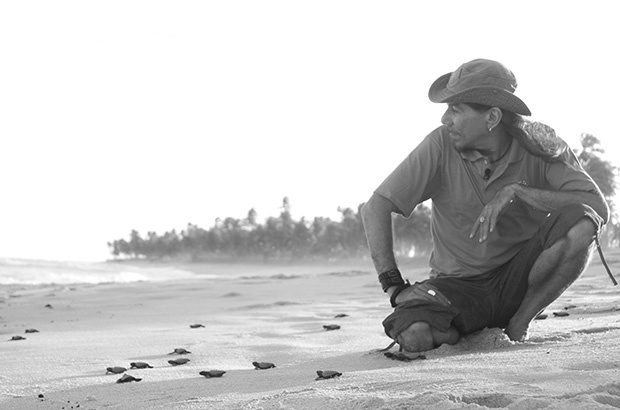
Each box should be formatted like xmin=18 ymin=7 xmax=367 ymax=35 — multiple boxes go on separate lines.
xmin=447 ymin=59 xmax=518 ymax=94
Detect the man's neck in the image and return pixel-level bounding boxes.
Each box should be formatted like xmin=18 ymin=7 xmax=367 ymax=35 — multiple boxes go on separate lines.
xmin=482 ymin=129 xmax=512 ymax=162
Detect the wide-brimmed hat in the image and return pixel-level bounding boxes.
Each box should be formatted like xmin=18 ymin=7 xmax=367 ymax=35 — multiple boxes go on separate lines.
xmin=428 ymin=59 xmax=531 ymax=116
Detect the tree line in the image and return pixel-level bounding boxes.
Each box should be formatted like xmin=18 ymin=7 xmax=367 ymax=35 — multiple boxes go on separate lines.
xmin=107 ymin=197 xmax=433 ymax=262
xmin=108 ymin=133 xmax=619 ymax=261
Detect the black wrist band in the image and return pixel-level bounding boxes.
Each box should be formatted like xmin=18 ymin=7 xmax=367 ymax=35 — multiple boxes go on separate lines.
xmin=378 ymin=269 xmax=405 ymax=292
xmin=389 ymin=281 xmax=411 ymax=308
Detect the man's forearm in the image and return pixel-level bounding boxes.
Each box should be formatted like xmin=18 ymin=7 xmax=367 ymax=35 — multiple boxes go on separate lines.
xmin=510 ymin=183 xmax=609 ymax=223
xmin=361 ymin=194 xmax=399 ymax=275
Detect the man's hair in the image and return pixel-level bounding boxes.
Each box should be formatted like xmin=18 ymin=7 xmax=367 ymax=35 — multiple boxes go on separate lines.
xmin=465 ymin=103 xmax=570 ymax=163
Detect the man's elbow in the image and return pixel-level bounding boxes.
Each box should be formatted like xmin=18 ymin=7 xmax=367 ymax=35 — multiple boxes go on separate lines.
xmin=598 ymin=201 xmax=610 ymax=225
xmin=361 ymin=194 xmax=396 ymax=222
xmin=589 ymin=193 xmax=610 ymax=224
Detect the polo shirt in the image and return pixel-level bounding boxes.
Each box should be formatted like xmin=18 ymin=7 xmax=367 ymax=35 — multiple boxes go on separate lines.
xmin=374 ymin=123 xmax=599 ymax=277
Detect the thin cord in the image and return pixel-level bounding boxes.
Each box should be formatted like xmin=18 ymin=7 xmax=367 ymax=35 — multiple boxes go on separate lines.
xmin=489 ymin=139 xmax=513 ymax=164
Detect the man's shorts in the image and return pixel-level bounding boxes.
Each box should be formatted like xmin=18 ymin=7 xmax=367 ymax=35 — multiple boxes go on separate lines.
xmin=383 ymin=203 xmax=603 ymax=339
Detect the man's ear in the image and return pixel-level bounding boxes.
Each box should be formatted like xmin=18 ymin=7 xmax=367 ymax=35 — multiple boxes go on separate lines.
xmin=487 ymin=107 xmax=503 ymax=130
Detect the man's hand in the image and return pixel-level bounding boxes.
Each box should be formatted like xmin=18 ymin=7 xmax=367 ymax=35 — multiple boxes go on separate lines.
xmin=470 ymin=184 xmax=516 ymax=243
xmin=390 ymin=282 xmax=451 ymax=307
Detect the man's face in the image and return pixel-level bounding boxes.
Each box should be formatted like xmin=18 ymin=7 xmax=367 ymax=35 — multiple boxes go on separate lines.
xmin=441 ymin=103 xmax=488 ymax=152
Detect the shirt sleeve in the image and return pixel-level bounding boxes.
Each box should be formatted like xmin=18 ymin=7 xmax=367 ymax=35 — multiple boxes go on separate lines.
xmin=545 ymin=148 xmax=600 ymax=193
xmin=374 ymin=127 xmax=443 ymax=217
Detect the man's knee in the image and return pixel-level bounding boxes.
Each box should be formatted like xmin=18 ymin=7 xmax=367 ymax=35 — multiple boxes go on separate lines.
xmin=397 ymin=321 xmax=434 ymax=352
xmin=565 ymin=217 xmax=597 ymax=250
xmin=544 ymin=204 xmax=600 ymax=252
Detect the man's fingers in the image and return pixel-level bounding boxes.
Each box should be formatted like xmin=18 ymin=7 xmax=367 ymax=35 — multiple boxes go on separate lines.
xmin=472 ymin=213 xmax=489 ymax=242
xmin=470 ymin=217 xmax=482 ymax=239
xmin=488 ymin=211 xmax=498 ymax=233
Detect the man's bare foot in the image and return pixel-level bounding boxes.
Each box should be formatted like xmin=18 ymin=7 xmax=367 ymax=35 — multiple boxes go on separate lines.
xmin=505 ymin=321 xmax=529 ymax=342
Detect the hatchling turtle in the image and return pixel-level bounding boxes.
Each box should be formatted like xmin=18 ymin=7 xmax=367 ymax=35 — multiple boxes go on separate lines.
xmin=323 ymin=324 xmax=341 ymax=331
xmin=384 ymin=351 xmax=426 ymax=362
xmin=130 ymin=362 xmax=153 ymax=369
xmin=168 ymin=358 xmax=191 ymax=366
xmin=106 ymin=366 xmax=127 ymax=374
xmin=25 ymin=329 xmax=39 ymax=333
xmin=334 ymin=314 xmax=349 ymax=318
xmin=190 ymin=324 xmax=205 ymax=328
xmin=553 ymin=311 xmax=570 ymax=317
xmin=116 ymin=374 xmax=142 ymax=383
xmin=168 ymin=347 xmax=191 ymax=355
xmin=199 ymin=370 xmax=226 ymax=378
xmin=10 ymin=335 xmax=26 ymax=341
xmin=315 ymin=370 xmax=342 ymax=380
xmin=252 ymin=361 xmax=276 ymax=370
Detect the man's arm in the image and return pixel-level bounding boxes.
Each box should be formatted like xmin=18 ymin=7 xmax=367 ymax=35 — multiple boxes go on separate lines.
xmin=361 ymin=193 xmax=402 ymax=297
xmin=472 ymin=183 xmax=610 ymax=243
xmin=511 ymin=184 xmax=609 ymax=222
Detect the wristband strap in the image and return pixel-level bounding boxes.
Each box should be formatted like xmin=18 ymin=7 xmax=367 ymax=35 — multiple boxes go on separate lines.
xmin=389 ymin=281 xmax=411 ymax=308
xmin=378 ymin=269 xmax=405 ymax=292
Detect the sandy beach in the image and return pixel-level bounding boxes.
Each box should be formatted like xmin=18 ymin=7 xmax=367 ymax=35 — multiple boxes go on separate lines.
xmin=2 ymin=253 xmax=620 ymax=410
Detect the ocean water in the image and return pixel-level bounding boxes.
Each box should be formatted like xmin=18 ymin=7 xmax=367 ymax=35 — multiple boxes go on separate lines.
xmin=0 ymin=258 xmax=201 ymax=285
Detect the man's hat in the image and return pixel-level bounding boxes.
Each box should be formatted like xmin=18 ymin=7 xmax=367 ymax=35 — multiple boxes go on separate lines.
xmin=428 ymin=59 xmax=531 ymax=116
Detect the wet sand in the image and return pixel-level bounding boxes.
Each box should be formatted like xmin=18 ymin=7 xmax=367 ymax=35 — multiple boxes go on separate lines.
xmin=2 ymin=253 xmax=620 ymax=409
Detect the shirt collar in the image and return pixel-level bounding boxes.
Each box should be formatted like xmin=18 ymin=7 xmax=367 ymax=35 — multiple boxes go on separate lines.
xmin=458 ymin=137 xmax=525 ymax=164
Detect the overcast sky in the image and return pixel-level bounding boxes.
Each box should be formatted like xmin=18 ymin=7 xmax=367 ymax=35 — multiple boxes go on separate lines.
xmin=1 ymin=1 xmax=618 ymax=262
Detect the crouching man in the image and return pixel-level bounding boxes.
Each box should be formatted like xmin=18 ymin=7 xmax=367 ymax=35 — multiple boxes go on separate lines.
xmin=361 ymin=59 xmax=609 ymax=352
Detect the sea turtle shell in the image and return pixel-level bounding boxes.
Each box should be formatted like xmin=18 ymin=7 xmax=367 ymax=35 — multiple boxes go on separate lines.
xmin=384 ymin=351 xmax=426 ymax=362
xmin=199 ymin=370 xmax=226 ymax=378
xmin=168 ymin=358 xmax=191 ymax=366
xmin=252 ymin=361 xmax=276 ymax=370
xmin=106 ymin=366 xmax=127 ymax=374
xmin=116 ymin=374 xmax=142 ymax=383
xmin=168 ymin=348 xmax=191 ymax=355
xmin=130 ymin=362 xmax=153 ymax=369
xmin=315 ymin=370 xmax=342 ymax=380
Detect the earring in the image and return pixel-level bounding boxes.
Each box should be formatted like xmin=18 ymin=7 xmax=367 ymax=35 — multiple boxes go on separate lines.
xmin=488 ymin=126 xmax=493 ymax=132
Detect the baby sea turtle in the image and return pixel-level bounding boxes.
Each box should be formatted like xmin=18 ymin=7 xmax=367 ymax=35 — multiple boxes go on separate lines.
xmin=25 ymin=329 xmax=39 ymax=333
xmin=130 ymin=362 xmax=153 ymax=369
xmin=106 ymin=366 xmax=127 ymax=374
xmin=252 ymin=361 xmax=276 ymax=370
xmin=384 ymin=351 xmax=426 ymax=362
xmin=315 ymin=370 xmax=342 ymax=380
xmin=190 ymin=324 xmax=205 ymax=328
xmin=10 ymin=335 xmax=26 ymax=341
xmin=553 ymin=311 xmax=570 ymax=317
xmin=564 ymin=304 xmax=578 ymax=310
xmin=199 ymin=370 xmax=226 ymax=378
xmin=168 ymin=358 xmax=191 ymax=366
xmin=334 ymin=314 xmax=349 ymax=318
xmin=535 ymin=313 xmax=548 ymax=320
xmin=44 ymin=304 xmax=53 ymax=309
xmin=116 ymin=374 xmax=142 ymax=383
xmin=168 ymin=348 xmax=191 ymax=355
xmin=323 ymin=324 xmax=341 ymax=331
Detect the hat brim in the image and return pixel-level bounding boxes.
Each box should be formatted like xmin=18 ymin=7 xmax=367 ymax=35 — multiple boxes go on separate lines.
xmin=428 ymin=72 xmax=532 ymax=116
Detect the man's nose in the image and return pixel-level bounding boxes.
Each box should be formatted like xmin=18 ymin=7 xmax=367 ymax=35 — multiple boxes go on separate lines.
xmin=441 ymin=109 xmax=451 ymax=125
